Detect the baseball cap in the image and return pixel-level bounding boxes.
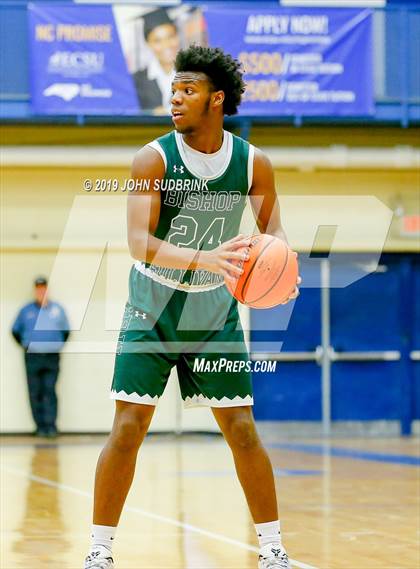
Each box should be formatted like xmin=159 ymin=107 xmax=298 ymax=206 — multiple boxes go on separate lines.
xmin=34 ymin=276 xmax=48 ymax=286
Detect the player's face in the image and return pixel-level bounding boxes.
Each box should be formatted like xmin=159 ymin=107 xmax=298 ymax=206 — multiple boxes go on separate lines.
xmin=147 ymin=24 xmax=180 ymax=68
xmin=171 ymin=72 xmax=213 ymax=134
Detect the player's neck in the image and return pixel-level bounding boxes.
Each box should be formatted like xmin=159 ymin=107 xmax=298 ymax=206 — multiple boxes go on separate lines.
xmin=182 ymin=126 xmax=224 ymax=154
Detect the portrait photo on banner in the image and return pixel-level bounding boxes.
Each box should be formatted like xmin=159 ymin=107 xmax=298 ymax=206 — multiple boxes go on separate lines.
xmin=113 ymin=5 xmax=206 ymax=115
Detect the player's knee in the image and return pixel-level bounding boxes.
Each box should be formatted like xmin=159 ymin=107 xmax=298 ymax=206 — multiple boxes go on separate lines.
xmin=229 ymin=418 xmax=259 ymax=450
xmin=111 ymin=410 xmax=151 ymax=452
xmin=111 ymin=419 xmax=143 ymax=452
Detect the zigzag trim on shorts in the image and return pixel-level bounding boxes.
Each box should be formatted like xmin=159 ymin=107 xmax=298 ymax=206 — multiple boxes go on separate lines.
xmin=110 ymin=390 xmax=253 ymax=409
xmin=183 ymin=394 xmax=254 ymax=408
xmin=110 ymin=389 xmax=159 ymax=406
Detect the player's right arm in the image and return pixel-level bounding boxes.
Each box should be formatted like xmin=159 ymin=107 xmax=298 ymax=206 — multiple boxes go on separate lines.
xmin=127 ymin=146 xmax=248 ymax=280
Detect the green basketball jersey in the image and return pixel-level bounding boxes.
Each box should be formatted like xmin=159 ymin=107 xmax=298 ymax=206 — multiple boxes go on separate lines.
xmin=140 ymin=130 xmax=253 ymax=290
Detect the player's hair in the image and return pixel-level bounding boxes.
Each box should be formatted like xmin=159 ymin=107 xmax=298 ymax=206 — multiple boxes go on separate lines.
xmin=174 ymin=45 xmax=245 ymax=116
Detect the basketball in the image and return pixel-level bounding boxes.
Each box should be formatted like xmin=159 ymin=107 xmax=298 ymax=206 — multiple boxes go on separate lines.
xmin=225 ymin=234 xmax=298 ymax=309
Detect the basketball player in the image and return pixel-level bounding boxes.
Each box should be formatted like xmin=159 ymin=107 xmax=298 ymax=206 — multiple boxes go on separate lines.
xmin=84 ymin=46 xmax=300 ymax=569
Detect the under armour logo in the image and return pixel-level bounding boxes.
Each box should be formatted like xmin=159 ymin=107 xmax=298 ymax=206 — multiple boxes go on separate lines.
xmin=271 ymin=548 xmax=282 ymax=557
xmin=134 ymin=310 xmax=147 ymax=320
xmin=173 ymin=165 xmax=184 ymax=174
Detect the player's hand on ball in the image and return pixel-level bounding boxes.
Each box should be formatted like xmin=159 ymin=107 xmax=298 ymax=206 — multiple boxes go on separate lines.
xmin=224 ymin=234 xmax=299 ymax=308
xmin=198 ymin=234 xmax=250 ymax=282
xmin=281 ymin=252 xmax=301 ymax=304
xmin=281 ymin=276 xmax=302 ymax=304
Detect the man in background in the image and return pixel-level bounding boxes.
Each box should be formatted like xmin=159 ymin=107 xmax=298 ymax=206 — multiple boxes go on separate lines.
xmin=11 ymin=276 xmax=70 ymax=437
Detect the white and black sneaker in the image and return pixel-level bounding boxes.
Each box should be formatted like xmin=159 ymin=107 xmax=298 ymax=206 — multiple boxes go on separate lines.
xmin=258 ymin=543 xmax=292 ymax=568
xmin=84 ymin=546 xmax=114 ymax=569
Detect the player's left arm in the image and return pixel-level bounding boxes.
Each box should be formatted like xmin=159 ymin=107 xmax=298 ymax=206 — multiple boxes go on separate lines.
xmin=249 ymin=148 xmax=301 ymax=301
xmin=249 ymin=148 xmax=287 ymax=240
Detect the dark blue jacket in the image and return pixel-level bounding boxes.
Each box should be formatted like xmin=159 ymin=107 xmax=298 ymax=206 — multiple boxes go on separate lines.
xmin=11 ymin=301 xmax=70 ymax=353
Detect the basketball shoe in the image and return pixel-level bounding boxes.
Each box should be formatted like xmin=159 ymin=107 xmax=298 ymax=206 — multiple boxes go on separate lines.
xmin=84 ymin=546 xmax=114 ymax=569
xmin=258 ymin=543 xmax=292 ymax=568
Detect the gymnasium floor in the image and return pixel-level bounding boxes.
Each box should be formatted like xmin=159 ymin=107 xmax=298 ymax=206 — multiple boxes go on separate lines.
xmin=1 ymin=434 xmax=419 ymax=569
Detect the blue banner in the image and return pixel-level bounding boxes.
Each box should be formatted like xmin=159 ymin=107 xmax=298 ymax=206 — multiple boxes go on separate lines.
xmin=28 ymin=3 xmax=139 ymax=115
xmin=204 ymin=7 xmax=373 ymax=116
xmin=28 ymin=4 xmax=373 ymax=117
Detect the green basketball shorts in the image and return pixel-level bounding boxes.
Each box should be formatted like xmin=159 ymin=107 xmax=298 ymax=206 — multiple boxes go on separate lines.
xmin=110 ymin=265 xmax=253 ymax=408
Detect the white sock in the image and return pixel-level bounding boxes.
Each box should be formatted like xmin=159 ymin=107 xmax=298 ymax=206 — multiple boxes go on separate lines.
xmin=255 ymin=520 xmax=281 ymax=548
xmin=90 ymin=524 xmax=116 ymax=553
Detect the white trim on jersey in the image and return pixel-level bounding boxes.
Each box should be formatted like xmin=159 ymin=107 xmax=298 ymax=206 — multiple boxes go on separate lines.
xmin=174 ymin=130 xmax=233 ymax=180
xmin=134 ymin=261 xmax=225 ymax=293
xmin=146 ymin=140 xmax=167 ymax=172
xmin=247 ymin=144 xmax=255 ymax=192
